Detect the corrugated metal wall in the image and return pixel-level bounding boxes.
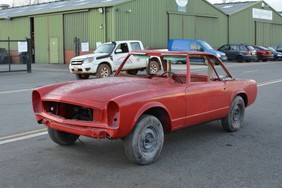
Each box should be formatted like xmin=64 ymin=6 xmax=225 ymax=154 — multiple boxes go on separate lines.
xmin=88 ymin=9 xmax=106 ymax=48
xmin=112 ymin=0 xmax=227 ymax=49
xmin=114 ymin=0 xmax=168 ymax=49
xmin=64 ymin=12 xmax=89 ymax=50
xmin=34 ymin=16 xmax=48 ymax=64
xmin=166 ymin=0 xmax=227 ymax=48
xmin=0 ymin=17 xmax=30 ymax=49
xmin=34 ymin=14 xmax=63 ymax=64
xmin=228 ymin=3 xmax=282 ymax=46
xmin=64 ymin=9 xmax=107 ymax=50
xmin=2 ymin=0 xmax=282 ymax=64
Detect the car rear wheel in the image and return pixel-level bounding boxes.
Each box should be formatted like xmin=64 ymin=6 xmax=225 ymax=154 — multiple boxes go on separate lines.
xmin=75 ymin=74 xmax=90 ymax=79
xmin=124 ymin=115 xmax=164 ymax=165
xmin=96 ymin=64 xmax=111 ymax=78
xmin=221 ymin=96 xmax=245 ymax=132
xmin=236 ymin=55 xmax=244 ymax=63
xmin=147 ymin=60 xmax=160 ymax=74
xmin=48 ymin=127 xmax=79 ymax=145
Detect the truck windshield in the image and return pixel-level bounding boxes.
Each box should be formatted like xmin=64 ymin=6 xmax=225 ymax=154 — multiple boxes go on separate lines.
xmin=200 ymin=41 xmax=213 ymax=50
xmin=95 ymin=43 xmax=115 ymax=54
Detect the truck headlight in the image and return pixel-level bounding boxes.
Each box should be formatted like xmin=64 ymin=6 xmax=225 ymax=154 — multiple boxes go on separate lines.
xmin=216 ymin=53 xmax=221 ymax=58
xmin=83 ymin=57 xmax=94 ymax=64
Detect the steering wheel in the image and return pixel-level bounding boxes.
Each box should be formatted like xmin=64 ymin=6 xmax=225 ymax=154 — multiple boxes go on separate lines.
xmin=161 ymin=71 xmax=183 ymax=84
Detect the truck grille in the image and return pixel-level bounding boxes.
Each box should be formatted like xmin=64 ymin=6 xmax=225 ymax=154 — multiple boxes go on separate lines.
xmin=71 ymin=61 xmax=82 ymax=65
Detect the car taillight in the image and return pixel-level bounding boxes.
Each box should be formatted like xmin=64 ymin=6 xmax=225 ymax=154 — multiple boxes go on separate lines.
xmin=246 ymin=50 xmax=250 ymax=54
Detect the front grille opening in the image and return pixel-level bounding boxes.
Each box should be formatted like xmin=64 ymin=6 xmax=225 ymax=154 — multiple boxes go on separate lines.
xmin=44 ymin=102 xmax=93 ymax=121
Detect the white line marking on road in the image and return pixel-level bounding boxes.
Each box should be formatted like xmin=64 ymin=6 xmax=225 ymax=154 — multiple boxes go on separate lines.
xmin=244 ymin=70 xmax=258 ymax=73
xmin=0 ymin=88 xmax=33 ymax=95
xmin=0 ymin=128 xmax=46 ymax=141
xmin=0 ymin=131 xmax=47 ymax=145
xmin=258 ymin=79 xmax=282 ymax=87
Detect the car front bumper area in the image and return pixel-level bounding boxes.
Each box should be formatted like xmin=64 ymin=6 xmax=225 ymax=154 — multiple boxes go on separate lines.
xmin=36 ymin=112 xmax=117 ymax=139
xmin=69 ymin=63 xmax=98 ymax=74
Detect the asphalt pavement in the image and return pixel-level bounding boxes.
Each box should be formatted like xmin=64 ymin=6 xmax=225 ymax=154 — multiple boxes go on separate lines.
xmin=0 ymin=61 xmax=282 ymax=188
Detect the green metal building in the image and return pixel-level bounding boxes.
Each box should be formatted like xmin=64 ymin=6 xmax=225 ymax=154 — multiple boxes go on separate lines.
xmin=0 ymin=0 xmax=281 ymax=64
xmin=215 ymin=1 xmax=282 ymax=46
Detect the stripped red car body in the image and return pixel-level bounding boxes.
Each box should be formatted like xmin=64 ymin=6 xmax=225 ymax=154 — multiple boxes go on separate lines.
xmin=32 ymin=50 xmax=257 ymax=165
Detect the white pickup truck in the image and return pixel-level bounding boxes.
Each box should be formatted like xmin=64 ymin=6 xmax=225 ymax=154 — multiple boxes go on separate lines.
xmin=69 ymin=40 xmax=161 ymax=79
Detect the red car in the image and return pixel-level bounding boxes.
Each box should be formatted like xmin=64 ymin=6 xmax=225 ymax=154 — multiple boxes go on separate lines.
xmin=32 ymin=51 xmax=257 ymax=165
xmin=253 ymin=45 xmax=273 ymax=62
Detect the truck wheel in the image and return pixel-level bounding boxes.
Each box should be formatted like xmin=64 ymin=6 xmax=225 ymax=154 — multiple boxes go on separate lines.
xmin=75 ymin=74 xmax=90 ymax=79
xmin=48 ymin=127 xmax=79 ymax=145
xmin=147 ymin=60 xmax=160 ymax=74
xmin=221 ymin=96 xmax=245 ymax=132
xmin=96 ymin=64 xmax=111 ymax=78
xmin=124 ymin=115 xmax=164 ymax=165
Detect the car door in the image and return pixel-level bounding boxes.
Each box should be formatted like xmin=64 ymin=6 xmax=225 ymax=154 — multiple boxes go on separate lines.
xmin=113 ymin=43 xmax=131 ymax=70
xmin=184 ymin=57 xmax=231 ymax=126
xmin=219 ymin=45 xmax=233 ymax=60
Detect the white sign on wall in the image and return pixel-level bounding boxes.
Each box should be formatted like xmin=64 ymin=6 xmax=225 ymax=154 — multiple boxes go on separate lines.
xmin=253 ymin=8 xmax=273 ymax=20
xmin=81 ymin=42 xmax=89 ymax=52
xmin=18 ymin=41 xmax=28 ymax=53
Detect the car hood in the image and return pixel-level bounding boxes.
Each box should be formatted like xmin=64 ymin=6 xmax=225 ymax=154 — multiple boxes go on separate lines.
xmin=71 ymin=53 xmax=109 ymax=61
xmin=42 ymin=77 xmax=165 ymax=104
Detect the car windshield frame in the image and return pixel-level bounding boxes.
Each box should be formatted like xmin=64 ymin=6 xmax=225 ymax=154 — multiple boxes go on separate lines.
xmin=114 ymin=51 xmax=233 ymax=83
xmin=200 ymin=41 xmax=213 ymax=51
xmin=94 ymin=43 xmax=115 ymax=54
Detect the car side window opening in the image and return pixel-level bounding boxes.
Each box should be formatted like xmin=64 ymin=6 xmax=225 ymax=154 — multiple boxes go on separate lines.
xmin=130 ymin=42 xmax=142 ymax=50
xmin=221 ymin=45 xmax=230 ymax=50
xmin=230 ymin=45 xmax=238 ymax=51
xmin=190 ymin=42 xmax=201 ymax=51
xmin=116 ymin=43 xmax=129 ymax=54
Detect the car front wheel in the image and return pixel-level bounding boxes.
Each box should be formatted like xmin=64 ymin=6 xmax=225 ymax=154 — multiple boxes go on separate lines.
xmin=221 ymin=96 xmax=245 ymax=132
xmin=48 ymin=127 xmax=79 ymax=145
xmin=124 ymin=115 xmax=164 ymax=165
xmin=96 ymin=64 xmax=111 ymax=78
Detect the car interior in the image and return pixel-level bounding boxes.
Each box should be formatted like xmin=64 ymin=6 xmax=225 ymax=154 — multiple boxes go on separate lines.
xmin=116 ymin=53 xmax=233 ymax=84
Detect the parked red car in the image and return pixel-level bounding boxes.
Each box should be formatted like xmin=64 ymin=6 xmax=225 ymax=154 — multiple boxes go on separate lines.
xmin=253 ymin=45 xmax=273 ymax=62
xmin=32 ymin=51 xmax=257 ymax=165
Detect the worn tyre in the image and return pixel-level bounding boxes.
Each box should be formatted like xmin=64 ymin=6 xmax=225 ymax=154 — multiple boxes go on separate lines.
xmin=124 ymin=115 xmax=164 ymax=165
xmin=147 ymin=60 xmax=160 ymax=74
xmin=96 ymin=64 xmax=111 ymax=78
xmin=75 ymin=74 xmax=90 ymax=79
xmin=48 ymin=127 xmax=79 ymax=146
xmin=221 ymin=96 xmax=245 ymax=132
xmin=236 ymin=55 xmax=244 ymax=63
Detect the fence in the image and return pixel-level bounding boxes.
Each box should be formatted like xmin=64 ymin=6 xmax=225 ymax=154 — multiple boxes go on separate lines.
xmin=0 ymin=37 xmax=32 ymax=73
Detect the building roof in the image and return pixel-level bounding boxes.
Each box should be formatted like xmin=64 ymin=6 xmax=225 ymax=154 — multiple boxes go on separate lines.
xmin=214 ymin=1 xmax=258 ymax=15
xmin=0 ymin=0 xmax=129 ymax=19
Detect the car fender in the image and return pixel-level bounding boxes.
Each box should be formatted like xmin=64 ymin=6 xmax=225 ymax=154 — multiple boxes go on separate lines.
xmin=131 ymin=102 xmax=172 ymax=131
xmin=230 ymin=89 xmax=248 ymax=106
